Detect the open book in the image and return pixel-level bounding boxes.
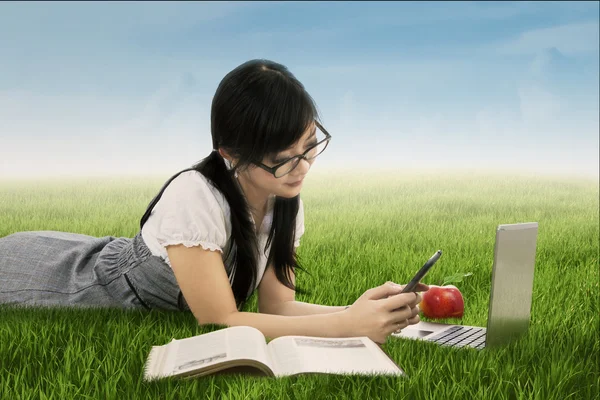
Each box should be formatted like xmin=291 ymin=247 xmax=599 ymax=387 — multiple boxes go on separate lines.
xmin=144 ymin=326 xmax=406 ymax=380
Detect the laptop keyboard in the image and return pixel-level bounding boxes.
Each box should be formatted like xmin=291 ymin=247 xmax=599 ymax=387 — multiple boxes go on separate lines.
xmin=427 ymin=326 xmax=487 ymax=349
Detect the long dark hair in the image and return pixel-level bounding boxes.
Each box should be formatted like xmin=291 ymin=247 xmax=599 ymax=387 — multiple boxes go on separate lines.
xmin=144 ymin=59 xmax=318 ymax=308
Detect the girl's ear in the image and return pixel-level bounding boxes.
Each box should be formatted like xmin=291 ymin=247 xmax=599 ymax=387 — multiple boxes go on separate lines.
xmin=217 ymin=149 xmax=238 ymax=168
xmin=217 ymin=148 xmax=229 ymax=159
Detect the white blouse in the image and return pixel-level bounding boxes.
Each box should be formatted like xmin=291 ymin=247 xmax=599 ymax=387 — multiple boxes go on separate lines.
xmin=141 ymin=170 xmax=305 ymax=289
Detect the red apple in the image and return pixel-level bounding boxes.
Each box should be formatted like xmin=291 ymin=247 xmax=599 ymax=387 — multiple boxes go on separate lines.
xmin=419 ymin=284 xmax=464 ymax=319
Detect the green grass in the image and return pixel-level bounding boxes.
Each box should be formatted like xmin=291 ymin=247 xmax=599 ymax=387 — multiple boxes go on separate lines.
xmin=0 ymin=170 xmax=598 ymax=399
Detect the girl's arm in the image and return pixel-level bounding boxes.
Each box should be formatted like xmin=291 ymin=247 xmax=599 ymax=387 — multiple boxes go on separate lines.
xmin=256 ymin=264 xmax=429 ymax=317
xmin=167 ymin=244 xmax=350 ymax=339
xmin=257 ymin=263 xmax=348 ymax=316
xmin=266 ymin=301 xmax=347 ymax=315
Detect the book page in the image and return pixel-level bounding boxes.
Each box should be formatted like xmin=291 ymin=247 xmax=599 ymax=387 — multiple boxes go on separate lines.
xmin=267 ymin=336 xmax=404 ymax=377
xmin=162 ymin=326 xmax=273 ymax=377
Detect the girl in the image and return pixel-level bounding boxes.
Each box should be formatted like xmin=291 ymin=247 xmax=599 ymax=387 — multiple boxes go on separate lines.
xmin=0 ymin=59 xmax=427 ymax=344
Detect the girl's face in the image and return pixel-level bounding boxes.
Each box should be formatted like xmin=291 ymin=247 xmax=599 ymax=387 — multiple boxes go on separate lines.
xmin=238 ymin=122 xmax=317 ymax=199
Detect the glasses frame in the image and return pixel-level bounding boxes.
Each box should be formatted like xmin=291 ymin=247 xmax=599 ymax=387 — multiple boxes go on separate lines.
xmin=254 ymin=121 xmax=332 ymax=178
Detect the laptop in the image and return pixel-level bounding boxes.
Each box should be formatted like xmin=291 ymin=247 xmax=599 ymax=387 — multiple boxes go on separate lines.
xmin=392 ymin=222 xmax=538 ymax=349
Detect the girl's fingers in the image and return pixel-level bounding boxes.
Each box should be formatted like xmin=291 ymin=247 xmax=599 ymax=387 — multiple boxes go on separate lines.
xmin=415 ymin=283 xmax=430 ymax=291
xmin=388 ymin=319 xmax=410 ymax=335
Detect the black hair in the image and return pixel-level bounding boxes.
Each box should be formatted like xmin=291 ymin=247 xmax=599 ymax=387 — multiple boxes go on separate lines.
xmin=143 ymin=59 xmax=318 ymax=309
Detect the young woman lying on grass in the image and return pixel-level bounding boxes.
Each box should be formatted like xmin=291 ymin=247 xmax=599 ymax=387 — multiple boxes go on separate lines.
xmin=0 ymin=59 xmax=428 ymax=344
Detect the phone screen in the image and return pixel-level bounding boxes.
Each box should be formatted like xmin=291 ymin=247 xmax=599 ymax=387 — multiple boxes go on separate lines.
xmin=401 ymin=250 xmax=442 ymax=293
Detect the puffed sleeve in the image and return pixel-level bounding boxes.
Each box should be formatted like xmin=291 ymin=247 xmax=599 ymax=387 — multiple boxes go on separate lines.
xmin=152 ymin=171 xmax=229 ymax=253
xmin=294 ymin=198 xmax=305 ymax=248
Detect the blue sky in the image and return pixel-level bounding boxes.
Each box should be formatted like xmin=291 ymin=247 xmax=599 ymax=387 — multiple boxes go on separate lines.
xmin=1 ymin=1 xmax=598 ymax=179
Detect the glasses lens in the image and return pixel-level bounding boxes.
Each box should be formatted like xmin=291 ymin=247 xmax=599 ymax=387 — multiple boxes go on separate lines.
xmin=306 ymin=139 xmax=329 ymax=160
xmin=306 ymin=125 xmax=330 ymax=159
xmin=274 ymin=158 xmax=300 ymax=178
xmin=273 ymin=125 xmax=331 ymax=177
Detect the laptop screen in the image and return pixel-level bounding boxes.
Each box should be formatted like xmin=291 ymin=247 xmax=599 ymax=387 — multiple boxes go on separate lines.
xmin=486 ymin=222 xmax=538 ymax=347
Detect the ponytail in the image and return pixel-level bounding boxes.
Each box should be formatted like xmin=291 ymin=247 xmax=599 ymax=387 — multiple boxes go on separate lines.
xmin=191 ymin=151 xmax=260 ymax=308
xmin=265 ymin=194 xmax=307 ymax=296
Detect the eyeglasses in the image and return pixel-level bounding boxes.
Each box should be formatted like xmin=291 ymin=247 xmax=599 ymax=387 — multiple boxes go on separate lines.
xmin=254 ymin=121 xmax=332 ymax=178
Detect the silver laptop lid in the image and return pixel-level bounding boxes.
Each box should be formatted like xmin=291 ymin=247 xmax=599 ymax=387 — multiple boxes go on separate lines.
xmin=486 ymin=222 xmax=538 ymax=347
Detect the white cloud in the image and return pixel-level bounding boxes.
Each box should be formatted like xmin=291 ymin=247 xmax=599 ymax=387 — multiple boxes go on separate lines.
xmin=293 ymin=1 xmax=540 ymax=33
xmin=496 ymin=21 xmax=600 ymax=56
xmin=0 ymin=72 xmax=215 ymax=178
xmin=0 ymin=2 xmax=256 ymax=38
xmin=311 ymin=80 xmax=599 ymax=179
xmin=2 ymin=96 xmax=597 ymax=179
xmin=517 ymin=85 xmax=562 ymax=127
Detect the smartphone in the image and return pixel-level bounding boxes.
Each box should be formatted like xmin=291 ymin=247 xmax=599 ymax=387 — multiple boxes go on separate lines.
xmin=400 ymin=250 xmax=442 ymax=293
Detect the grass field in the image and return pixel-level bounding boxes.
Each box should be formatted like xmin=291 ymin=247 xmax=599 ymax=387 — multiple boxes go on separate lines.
xmin=0 ymin=169 xmax=598 ymax=399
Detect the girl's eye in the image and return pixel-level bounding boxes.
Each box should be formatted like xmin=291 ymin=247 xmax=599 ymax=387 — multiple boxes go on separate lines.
xmin=272 ymin=141 xmax=319 ymax=164
xmin=270 ymin=155 xmax=287 ymax=164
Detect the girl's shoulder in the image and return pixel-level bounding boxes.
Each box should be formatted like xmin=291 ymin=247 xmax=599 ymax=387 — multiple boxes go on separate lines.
xmin=171 ymin=169 xmax=215 ymax=188
xmin=161 ymin=169 xmax=229 ymax=211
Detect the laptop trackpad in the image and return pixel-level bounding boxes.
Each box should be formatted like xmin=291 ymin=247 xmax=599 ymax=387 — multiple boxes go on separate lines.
xmin=399 ymin=329 xmax=435 ymax=339
xmin=393 ymin=321 xmax=451 ymax=339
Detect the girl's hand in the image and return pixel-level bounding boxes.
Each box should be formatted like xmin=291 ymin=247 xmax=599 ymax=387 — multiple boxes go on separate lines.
xmin=342 ymin=282 xmax=427 ymax=344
